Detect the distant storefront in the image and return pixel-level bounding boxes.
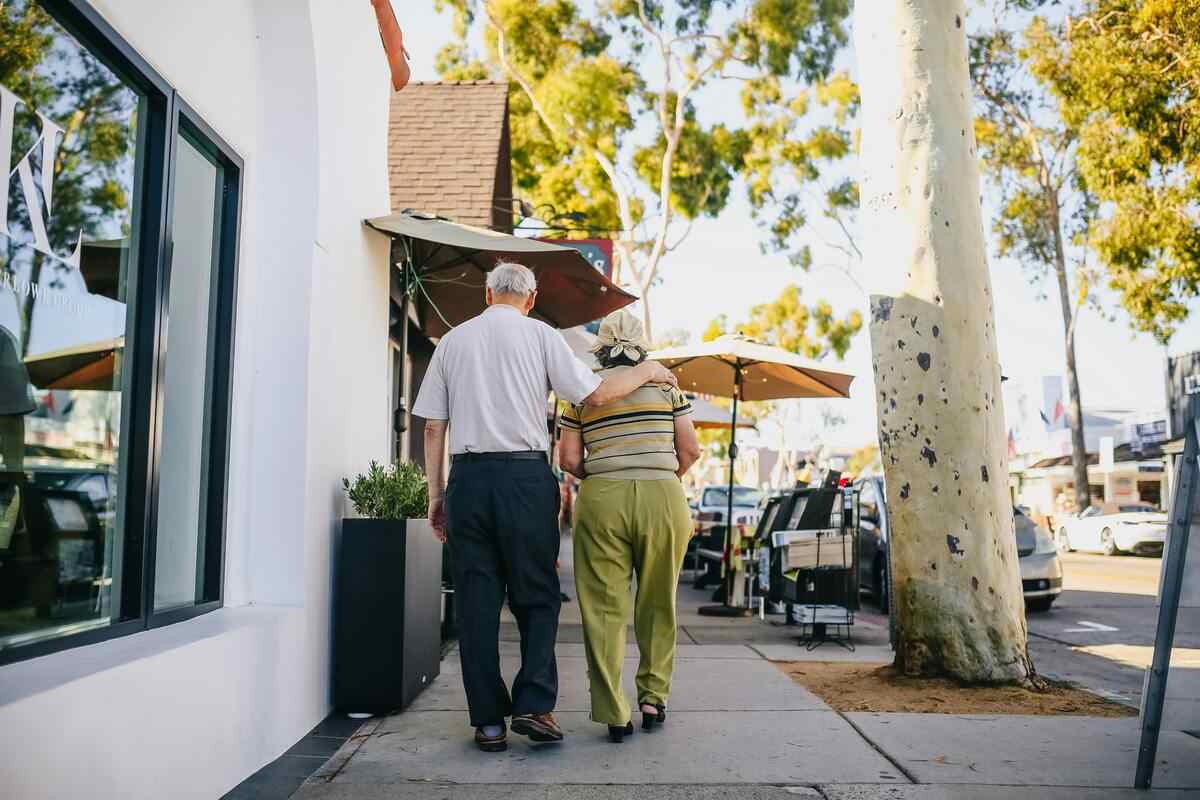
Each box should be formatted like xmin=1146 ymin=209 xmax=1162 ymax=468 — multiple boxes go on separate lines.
xmin=0 ymin=2 xmax=395 ymax=797
xmin=1013 ymin=440 xmax=1168 ymax=520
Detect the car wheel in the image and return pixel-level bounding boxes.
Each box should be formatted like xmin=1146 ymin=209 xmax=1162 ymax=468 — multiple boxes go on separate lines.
xmin=875 ymin=557 xmax=890 ymax=614
xmin=1057 ymin=528 xmax=1073 ymax=553
xmin=1101 ymin=528 xmax=1121 ymax=556
xmin=1026 ymin=596 xmax=1055 ymax=613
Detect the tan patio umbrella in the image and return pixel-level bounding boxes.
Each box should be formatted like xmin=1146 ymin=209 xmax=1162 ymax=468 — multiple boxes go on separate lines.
xmin=651 ymin=336 xmax=854 ymax=401
xmin=649 ymin=335 xmax=855 ymax=616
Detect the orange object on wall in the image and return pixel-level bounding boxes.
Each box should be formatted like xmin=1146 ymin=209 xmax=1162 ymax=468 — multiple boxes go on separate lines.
xmin=371 ymin=0 xmax=410 ymax=91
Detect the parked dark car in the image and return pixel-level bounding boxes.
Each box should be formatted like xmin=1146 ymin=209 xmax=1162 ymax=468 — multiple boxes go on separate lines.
xmin=854 ymin=476 xmax=1063 ymax=613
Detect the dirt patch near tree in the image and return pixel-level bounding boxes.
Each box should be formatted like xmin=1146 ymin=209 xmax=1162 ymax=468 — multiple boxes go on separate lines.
xmin=774 ymin=661 xmax=1136 ymax=717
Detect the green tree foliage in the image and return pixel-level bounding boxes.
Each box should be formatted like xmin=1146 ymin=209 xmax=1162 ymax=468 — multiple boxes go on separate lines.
xmin=744 ymin=70 xmax=861 ymax=266
xmin=703 ymin=284 xmax=862 ymax=359
xmin=1035 ymin=0 xmax=1199 ymax=342
xmin=432 ymin=0 xmax=857 ymax=342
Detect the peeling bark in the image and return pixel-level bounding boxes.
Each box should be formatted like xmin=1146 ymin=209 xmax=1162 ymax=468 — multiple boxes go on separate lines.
xmin=856 ymin=0 xmax=1033 ymax=684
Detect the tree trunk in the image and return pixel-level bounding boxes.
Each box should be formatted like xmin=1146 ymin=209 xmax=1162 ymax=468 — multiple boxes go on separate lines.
xmin=1049 ymin=200 xmax=1090 ymax=513
xmin=639 ymin=286 xmax=654 ymax=344
xmin=857 ymin=0 xmax=1033 ymax=683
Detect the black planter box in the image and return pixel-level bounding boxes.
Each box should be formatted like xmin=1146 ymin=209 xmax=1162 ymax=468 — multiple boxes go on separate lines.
xmin=333 ymin=517 xmax=442 ymax=714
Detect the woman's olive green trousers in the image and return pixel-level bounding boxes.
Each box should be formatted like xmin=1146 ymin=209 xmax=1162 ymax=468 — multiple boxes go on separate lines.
xmin=572 ymin=476 xmax=692 ymax=725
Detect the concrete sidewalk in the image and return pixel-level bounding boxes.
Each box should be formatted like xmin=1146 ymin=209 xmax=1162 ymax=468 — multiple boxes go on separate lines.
xmin=295 ymin=545 xmax=1200 ymax=799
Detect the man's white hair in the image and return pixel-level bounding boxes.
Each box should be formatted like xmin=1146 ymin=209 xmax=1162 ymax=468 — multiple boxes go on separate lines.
xmin=487 ymin=261 xmax=538 ymax=297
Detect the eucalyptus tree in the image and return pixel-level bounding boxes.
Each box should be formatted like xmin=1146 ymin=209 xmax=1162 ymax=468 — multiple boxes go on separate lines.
xmin=858 ymin=0 xmax=1034 ymax=683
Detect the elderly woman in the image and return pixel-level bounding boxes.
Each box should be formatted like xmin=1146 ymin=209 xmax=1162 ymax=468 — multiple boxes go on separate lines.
xmin=558 ymin=310 xmax=701 ymax=743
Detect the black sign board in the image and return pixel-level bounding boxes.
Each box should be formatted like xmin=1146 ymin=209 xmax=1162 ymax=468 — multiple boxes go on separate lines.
xmin=1131 ymin=419 xmax=1169 ymax=453
xmin=1166 ymin=350 xmax=1200 ymax=438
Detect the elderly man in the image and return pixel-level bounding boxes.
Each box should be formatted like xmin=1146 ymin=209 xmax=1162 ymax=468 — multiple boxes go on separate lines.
xmin=413 ymin=261 xmax=676 ymax=753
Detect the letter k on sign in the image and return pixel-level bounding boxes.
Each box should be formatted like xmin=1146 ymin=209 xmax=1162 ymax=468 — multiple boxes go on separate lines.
xmin=0 ymin=83 xmax=84 ymax=269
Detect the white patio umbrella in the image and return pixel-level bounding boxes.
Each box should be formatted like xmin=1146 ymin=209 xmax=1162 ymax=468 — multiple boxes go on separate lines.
xmin=649 ymin=335 xmax=855 ymax=615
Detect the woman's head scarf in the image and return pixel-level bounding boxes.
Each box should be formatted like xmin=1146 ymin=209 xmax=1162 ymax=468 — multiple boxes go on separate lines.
xmin=592 ymin=309 xmax=648 ymax=363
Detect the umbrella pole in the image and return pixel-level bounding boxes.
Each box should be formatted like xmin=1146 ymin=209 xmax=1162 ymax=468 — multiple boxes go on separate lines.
xmin=699 ymin=366 xmax=751 ymax=618
xmin=725 ymin=383 xmax=738 ymax=601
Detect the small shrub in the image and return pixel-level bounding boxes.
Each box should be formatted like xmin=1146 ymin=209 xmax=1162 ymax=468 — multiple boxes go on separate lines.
xmin=342 ymin=461 xmax=429 ymax=520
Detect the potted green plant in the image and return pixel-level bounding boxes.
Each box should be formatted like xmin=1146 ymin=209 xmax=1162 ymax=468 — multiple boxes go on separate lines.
xmin=333 ymin=461 xmax=442 ymax=714
xmin=342 ymin=460 xmax=429 ymax=522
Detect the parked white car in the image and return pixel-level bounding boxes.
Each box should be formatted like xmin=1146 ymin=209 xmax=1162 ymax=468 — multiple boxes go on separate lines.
xmin=1056 ymin=503 xmax=1167 ymax=556
xmin=692 ymin=484 xmax=764 ymax=532
xmin=688 ymin=485 xmax=764 ymax=590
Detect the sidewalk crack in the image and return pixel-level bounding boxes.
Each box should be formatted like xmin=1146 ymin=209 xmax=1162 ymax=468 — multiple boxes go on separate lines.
xmin=835 ymin=711 xmax=919 ymax=784
xmin=747 ymin=644 xmax=770 ymax=660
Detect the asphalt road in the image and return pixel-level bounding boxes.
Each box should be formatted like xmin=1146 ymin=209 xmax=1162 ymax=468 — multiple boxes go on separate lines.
xmin=1026 ymin=551 xmax=1199 ymax=709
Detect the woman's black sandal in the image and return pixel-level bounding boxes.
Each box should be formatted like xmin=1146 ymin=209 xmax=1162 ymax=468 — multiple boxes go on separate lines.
xmin=608 ymin=721 xmax=634 ymax=743
xmin=640 ymin=702 xmax=667 ymax=731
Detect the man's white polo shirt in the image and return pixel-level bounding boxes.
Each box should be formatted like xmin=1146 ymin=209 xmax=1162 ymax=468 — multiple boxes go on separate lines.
xmin=412 ymin=304 xmax=602 ymax=455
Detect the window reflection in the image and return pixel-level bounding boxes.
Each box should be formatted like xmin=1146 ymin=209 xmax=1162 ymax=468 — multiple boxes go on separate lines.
xmin=0 ymin=1 xmax=139 ymax=650
xmin=154 ymin=134 xmax=219 ymax=612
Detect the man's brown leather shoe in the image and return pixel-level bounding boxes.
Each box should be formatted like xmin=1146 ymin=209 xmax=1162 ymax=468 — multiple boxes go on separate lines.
xmin=475 ymin=726 xmax=508 ymax=752
xmin=510 ymin=712 xmax=564 ymax=743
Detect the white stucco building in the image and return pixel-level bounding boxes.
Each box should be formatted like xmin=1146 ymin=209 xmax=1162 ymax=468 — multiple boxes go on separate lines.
xmin=0 ymin=2 xmax=398 ymax=796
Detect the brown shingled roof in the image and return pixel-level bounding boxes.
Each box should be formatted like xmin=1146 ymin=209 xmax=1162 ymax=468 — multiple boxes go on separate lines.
xmin=388 ymin=81 xmax=512 ymax=230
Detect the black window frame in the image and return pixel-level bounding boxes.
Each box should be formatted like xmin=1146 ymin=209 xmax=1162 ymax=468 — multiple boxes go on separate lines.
xmin=0 ymin=0 xmax=242 ymax=665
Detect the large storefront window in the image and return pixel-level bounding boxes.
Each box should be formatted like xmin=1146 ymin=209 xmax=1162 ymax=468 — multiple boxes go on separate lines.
xmin=0 ymin=0 xmax=241 ymax=662
xmin=0 ymin=0 xmax=142 ymax=651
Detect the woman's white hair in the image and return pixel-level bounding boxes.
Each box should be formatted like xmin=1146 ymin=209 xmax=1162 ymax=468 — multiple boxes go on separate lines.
xmin=487 ymin=261 xmax=538 ymax=297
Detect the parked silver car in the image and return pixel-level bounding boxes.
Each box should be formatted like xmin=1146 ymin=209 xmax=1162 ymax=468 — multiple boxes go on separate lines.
xmin=855 ymin=476 xmax=1064 ymax=612
xmin=1016 ymin=507 xmax=1064 ymax=611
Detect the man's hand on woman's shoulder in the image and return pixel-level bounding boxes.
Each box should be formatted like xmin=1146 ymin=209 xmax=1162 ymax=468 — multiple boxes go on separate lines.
xmin=583 ymin=358 xmax=677 ymax=407
xmin=641 ymin=360 xmax=678 ymax=388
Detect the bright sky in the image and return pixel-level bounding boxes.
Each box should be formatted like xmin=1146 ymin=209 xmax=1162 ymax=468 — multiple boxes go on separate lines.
xmin=396 ymin=3 xmax=1200 ymax=450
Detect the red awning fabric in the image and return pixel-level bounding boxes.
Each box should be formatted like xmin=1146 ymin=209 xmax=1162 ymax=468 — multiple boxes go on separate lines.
xmin=372 ymin=0 xmax=410 ymax=91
